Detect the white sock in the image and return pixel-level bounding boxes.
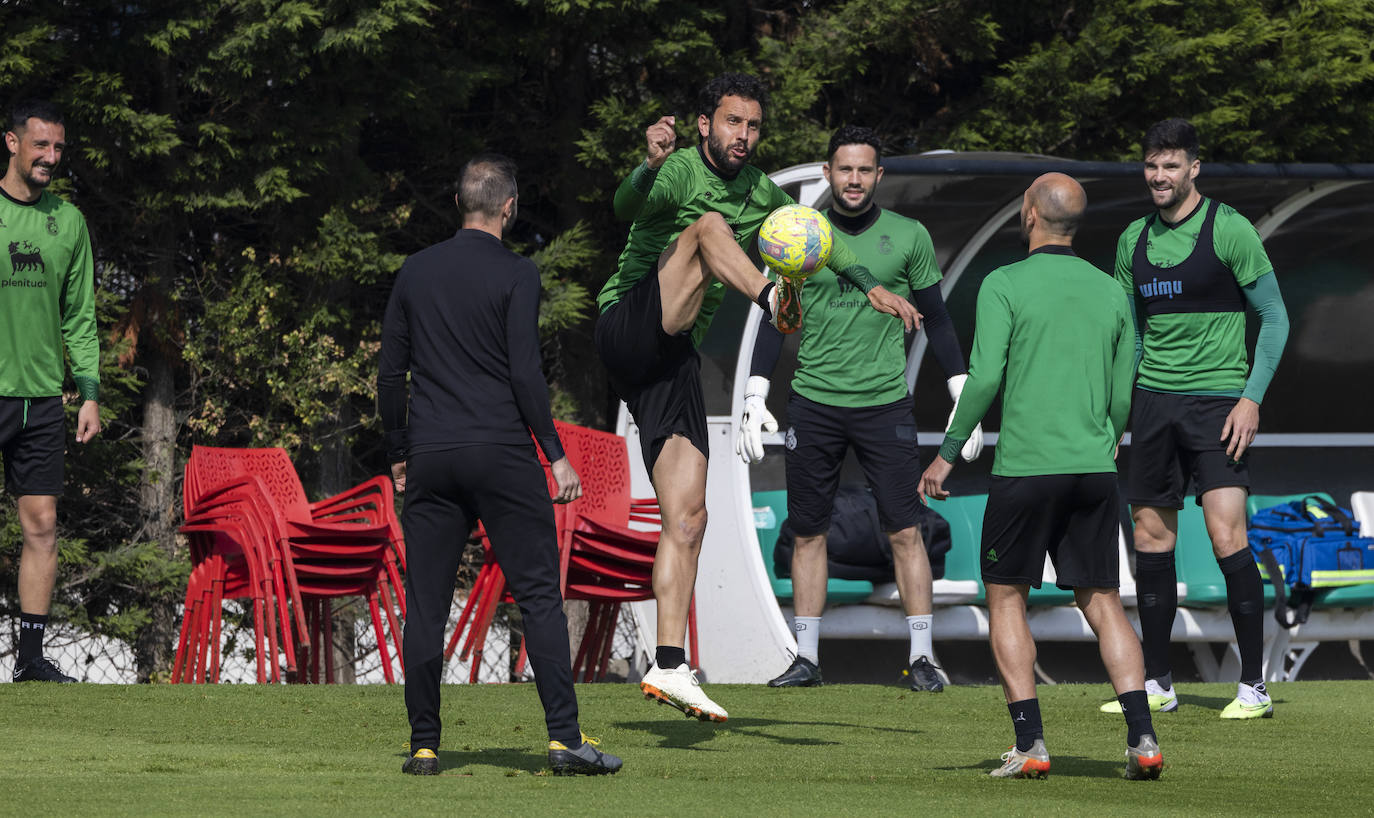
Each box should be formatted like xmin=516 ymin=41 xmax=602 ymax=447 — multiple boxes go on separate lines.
xmin=1239 ymin=681 xmax=1269 ymax=703
xmin=906 ymin=614 xmax=933 ymax=665
xmin=794 ymin=616 xmax=821 ymax=664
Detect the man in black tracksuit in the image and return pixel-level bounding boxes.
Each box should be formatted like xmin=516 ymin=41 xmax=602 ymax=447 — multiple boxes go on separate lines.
xmin=378 ymin=153 xmax=620 ymax=776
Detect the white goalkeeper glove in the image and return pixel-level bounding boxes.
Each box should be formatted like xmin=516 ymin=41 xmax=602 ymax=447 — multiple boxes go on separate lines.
xmin=736 ymin=376 xmax=777 ymax=465
xmin=945 ymin=374 xmax=984 ymax=462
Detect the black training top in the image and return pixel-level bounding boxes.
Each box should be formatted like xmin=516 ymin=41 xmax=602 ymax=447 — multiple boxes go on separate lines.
xmin=377 ymin=228 xmax=564 ymax=465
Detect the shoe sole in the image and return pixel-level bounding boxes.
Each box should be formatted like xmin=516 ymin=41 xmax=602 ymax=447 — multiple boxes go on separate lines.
xmin=992 ymin=762 xmax=1050 ymax=779
xmin=1125 ymin=755 xmax=1164 ymax=780
xmin=640 ymin=682 xmax=728 ymax=722
xmin=1219 ymin=706 xmax=1273 ymax=720
xmin=1099 ymin=699 xmax=1177 ymax=714
xmin=401 ymin=762 xmax=439 ymax=776
xmin=775 ymin=277 xmax=803 ymax=334
xmin=767 ymin=678 xmax=822 ymax=688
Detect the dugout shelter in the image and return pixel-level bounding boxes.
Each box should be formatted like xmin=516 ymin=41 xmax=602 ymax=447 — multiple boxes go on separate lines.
xmin=617 ymin=152 xmax=1374 ymax=684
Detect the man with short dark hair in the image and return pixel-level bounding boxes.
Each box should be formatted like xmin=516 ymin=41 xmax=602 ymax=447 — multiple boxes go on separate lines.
xmin=741 ymin=125 xmax=982 ymax=691
xmin=1107 ymin=118 xmax=1289 ymax=720
xmin=601 ymin=74 xmax=920 ymax=722
xmin=380 ymin=153 xmax=621 ymax=776
xmin=2 ymin=100 xmax=101 ymax=683
xmin=920 ymin=173 xmax=1162 ymax=780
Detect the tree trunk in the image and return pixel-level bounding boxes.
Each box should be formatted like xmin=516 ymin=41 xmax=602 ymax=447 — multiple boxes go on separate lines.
xmin=564 ymin=599 xmax=588 ymax=666
xmin=133 ymin=350 xmax=180 ymax=681
xmin=315 ymin=407 xmax=359 ymax=683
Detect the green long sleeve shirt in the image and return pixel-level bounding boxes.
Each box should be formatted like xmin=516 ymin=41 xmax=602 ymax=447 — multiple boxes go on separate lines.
xmin=0 ymin=187 xmax=99 ymax=401
xmin=941 ymin=246 xmax=1133 ymax=476
xmin=600 ymin=149 xmax=876 ymax=346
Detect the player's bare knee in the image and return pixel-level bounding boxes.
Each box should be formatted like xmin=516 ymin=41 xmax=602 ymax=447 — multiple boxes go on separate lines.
xmin=690 ymin=211 xmax=729 ymax=235
xmin=1132 ymin=517 xmax=1174 ymax=553
xmin=1210 ymin=528 xmax=1248 ymax=559
xmin=18 ymin=506 xmax=57 ymax=542
xmin=660 ymin=502 xmax=707 ymax=552
xmin=887 ymin=527 xmax=922 ymax=557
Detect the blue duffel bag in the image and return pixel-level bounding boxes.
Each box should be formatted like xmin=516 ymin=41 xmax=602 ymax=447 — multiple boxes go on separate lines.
xmin=1247 ymin=496 xmax=1374 ymax=627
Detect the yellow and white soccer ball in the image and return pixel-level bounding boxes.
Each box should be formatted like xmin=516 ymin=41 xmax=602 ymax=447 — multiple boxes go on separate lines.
xmin=757 ymin=204 xmax=833 ymax=279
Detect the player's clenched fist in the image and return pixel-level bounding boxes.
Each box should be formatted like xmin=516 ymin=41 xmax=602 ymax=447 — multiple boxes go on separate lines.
xmin=645 ymin=116 xmax=677 ymax=169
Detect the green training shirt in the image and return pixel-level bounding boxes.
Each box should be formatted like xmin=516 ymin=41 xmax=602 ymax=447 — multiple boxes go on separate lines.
xmin=0 ymin=187 xmax=99 ymax=401
xmin=1114 ymin=197 xmax=1272 ymax=395
xmin=597 ymin=146 xmax=860 ymax=347
xmin=792 ymin=208 xmax=941 ymax=407
xmin=942 ymin=246 xmax=1133 ymax=476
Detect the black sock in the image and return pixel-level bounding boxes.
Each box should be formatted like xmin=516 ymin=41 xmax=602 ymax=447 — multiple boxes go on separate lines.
xmin=656 ymin=645 xmax=687 ymax=670
xmin=755 ymin=281 xmax=776 ymax=318
xmin=1134 ymin=550 xmax=1178 ymax=681
xmin=1007 ymin=698 xmax=1043 ymax=752
xmin=1218 ymin=549 xmax=1264 ymax=682
xmin=18 ymin=612 xmax=47 ymax=664
xmin=1117 ymin=689 xmax=1154 ymax=746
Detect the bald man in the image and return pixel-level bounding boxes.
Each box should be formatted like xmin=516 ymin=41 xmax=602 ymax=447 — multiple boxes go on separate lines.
xmin=919 ymin=174 xmax=1162 ymax=781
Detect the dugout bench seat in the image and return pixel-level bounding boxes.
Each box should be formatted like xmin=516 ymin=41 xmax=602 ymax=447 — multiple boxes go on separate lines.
xmin=753 ymin=489 xmax=1374 ymax=682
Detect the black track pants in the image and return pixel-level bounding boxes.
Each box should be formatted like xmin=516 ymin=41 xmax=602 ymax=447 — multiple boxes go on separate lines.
xmin=401 ymin=444 xmax=580 ymax=750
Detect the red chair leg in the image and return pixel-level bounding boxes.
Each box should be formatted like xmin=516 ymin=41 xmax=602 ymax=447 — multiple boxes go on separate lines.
xmin=209 ymin=575 xmax=227 ymax=683
xmin=464 ymin=572 xmax=505 ymax=683
xmin=172 ymin=568 xmax=202 ymax=684
xmin=368 ymin=590 xmax=396 ymax=684
xmin=378 ymin=576 xmax=405 ymax=677
xmin=571 ymin=601 xmax=602 ymax=683
xmin=596 ymin=603 xmax=621 ymax=682
xmin=323 ymin=599 xmax=336 ymax=684
xmin=445 ymin=562 xmax=495 ymax=661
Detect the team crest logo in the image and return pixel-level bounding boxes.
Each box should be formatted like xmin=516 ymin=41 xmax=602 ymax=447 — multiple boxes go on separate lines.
xmin=8 ymin=241 xmax=45 ymax=274
xmin=878 ymin=235 xmax=893 ymax=255
xmin=785 ymin=426 xmax=797 ymax=450
xmin=46 ymin=215 xmax=58 ymax=235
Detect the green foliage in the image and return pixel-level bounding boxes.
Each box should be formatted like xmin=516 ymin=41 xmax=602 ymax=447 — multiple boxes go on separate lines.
xmin=949 ymin=0 xmax=1374 ymax=161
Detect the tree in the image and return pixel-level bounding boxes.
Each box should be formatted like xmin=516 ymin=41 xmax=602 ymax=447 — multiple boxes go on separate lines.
xmin=947 ymin=0 xmax=1374 ymax=161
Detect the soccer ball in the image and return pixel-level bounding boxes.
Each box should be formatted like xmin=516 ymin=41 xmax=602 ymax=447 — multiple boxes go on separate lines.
xmin=757 ymin=204 xmax=833 ymax=279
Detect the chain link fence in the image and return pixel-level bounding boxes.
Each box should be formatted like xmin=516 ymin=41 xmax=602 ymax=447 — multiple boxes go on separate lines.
xmin=2 ymin=595 xmax=642 ymax=684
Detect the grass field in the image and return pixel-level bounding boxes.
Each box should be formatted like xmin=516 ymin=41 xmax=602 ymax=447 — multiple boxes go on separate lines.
xmin=2 ymin=679 xmax=1371 ymax=816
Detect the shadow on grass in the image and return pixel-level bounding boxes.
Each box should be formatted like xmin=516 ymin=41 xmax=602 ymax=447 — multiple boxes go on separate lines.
xmin=935 ymin=754 xmax=1134 ymax=779
xmin=1176 ymin=692 xmax=1242 ymax=711
xmin=615 ymin=716 xmax=921 ymax=750
xmin=415 ymin=747 xmax=549 ymax=776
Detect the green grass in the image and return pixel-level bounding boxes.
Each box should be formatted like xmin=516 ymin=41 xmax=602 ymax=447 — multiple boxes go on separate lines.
xmin=2 ymin=680 xmax=1371 ymax=816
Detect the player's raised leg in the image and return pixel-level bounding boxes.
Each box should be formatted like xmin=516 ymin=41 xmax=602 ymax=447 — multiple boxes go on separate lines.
xmin=655 ymin=211 xmax=783 ymax=336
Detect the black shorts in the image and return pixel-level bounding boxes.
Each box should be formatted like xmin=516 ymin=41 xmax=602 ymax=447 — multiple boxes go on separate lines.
xmin=784 ymin=393 xmax=921 ymax=536
xmin=0 ymin=396 xmax=65 ymax=496
xmin=981 ymin=473 xmax=1120 ymax=589
xmin=594 ymin=271 xmax=708 ymax=473
xmin=1126 ymin=387 xmax=1248 ymax=509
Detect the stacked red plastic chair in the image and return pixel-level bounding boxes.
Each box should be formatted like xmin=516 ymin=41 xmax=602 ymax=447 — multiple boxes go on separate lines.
xmin=175 ymin=445 xmax=406 ymax=683
xmin=552 ymin=421 xmax=697 ymax=682
xmin=442 ymin=421 xmax=697 ymax=683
